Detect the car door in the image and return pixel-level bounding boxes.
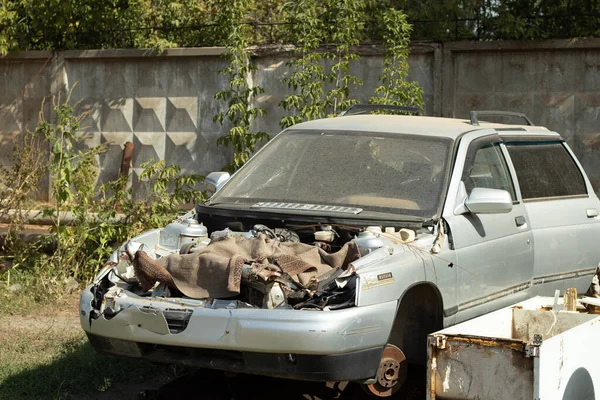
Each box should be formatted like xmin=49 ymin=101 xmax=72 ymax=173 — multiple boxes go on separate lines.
xmin=503 ymin=136 xmax=600 ymax=296
xmin=444 ymin=132 xmax=534 ymax=323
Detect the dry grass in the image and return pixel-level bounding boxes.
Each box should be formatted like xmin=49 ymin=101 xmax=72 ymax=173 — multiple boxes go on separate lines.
xmin=0 ymin=282 xmax=77 ymax=317
xmin=0 ymin=292 xmax=171 ymax=400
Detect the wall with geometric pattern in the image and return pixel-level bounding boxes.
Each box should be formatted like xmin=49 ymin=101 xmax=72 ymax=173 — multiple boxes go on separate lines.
xmin=1 ymin=40 xmax=599 ymax=200
xmin=64 ymin=50 xmax=233 ymax=198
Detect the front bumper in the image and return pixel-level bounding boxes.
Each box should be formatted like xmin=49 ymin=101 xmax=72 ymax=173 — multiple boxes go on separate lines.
xmin=80 ymin=285 xmax=397 ymax=380
xmin=87 ymin=333 xmax=383 ymax=381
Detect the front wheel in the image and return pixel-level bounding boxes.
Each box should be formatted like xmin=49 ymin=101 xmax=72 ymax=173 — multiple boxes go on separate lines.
xmin=362 ymin=344 xmax=408 ymax=397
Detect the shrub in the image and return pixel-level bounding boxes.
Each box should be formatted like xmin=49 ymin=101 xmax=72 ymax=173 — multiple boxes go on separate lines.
xmin=0 ymin=94 xmax=206 ymax=296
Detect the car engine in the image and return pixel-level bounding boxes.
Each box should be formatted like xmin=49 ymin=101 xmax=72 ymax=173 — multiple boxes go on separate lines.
xmin=92 ymin=211 xmax=416 ymax=312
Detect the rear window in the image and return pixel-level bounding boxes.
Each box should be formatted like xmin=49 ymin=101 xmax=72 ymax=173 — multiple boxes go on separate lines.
xmin=506 ymin=142 xmax=587 ymax=200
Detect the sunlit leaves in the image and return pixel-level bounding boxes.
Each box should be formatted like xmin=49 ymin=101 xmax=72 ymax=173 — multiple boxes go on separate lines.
xmin=369 ymin=9 xmax=423 ymax=113
xmin=1 ymin=0 xmax=213 ymax=51
xmin=213 ymin=0 xmax=268 ymax=172
xmin=278 ymin=0 xmax=329 ymax=129
xmin=325 ymin=0 xmax=365 ymax=115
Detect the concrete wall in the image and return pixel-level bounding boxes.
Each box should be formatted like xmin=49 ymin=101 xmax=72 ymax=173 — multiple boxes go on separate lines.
xmin=63 ymin=49 xmax=234 ymax=196
xmin=250 ymin=43 xmax=440 ymax=136
xmin=442 ymin=39 xmax=600 ymax=189
xmin=0 ymin=52 xmax=52 ymax=150
xmin=1 ymin=39 xmax=599 ymax=199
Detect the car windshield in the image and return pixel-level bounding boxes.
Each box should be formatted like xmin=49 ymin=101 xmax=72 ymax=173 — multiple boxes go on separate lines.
xmin=211 ymin=129 xmax=453 ymax=218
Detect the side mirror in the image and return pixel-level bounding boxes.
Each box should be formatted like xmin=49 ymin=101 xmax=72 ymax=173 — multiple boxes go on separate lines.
xmin=464 ymin=187 xmax=513 ymax=214
xmin=205 ymin=171 xmax=230 ymax=195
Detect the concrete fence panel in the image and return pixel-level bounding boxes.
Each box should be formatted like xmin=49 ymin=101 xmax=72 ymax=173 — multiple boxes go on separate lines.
xmin=442 ymin=39 xmax=600 ymax=189
xmin=0 ymin=40 xmax=599 ymax=199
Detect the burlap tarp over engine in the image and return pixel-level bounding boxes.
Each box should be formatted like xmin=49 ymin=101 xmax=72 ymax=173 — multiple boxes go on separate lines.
xmin=133 ymin=234 xmax=360 ymax=299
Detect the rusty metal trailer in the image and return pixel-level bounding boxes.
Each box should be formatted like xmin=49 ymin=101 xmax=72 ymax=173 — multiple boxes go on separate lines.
xmin=427 ymin=296 xmax=600 ymax=400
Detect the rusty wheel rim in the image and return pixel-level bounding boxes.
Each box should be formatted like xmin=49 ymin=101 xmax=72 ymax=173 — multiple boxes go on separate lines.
xmin=364 ymin=344 xmax=407 ymax=397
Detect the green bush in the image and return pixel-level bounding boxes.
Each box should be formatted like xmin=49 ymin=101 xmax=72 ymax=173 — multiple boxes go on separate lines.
xmin=0 ymin=94 xmax=206 ymax=295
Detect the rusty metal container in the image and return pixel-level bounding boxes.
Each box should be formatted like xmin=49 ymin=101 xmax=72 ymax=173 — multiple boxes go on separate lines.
xmin=427 ymin=296 xmax=600 ymax=400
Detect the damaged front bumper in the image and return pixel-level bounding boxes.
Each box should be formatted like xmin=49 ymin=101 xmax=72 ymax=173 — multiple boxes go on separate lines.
xmin=80 ymin=285 xmax=397 ymax=381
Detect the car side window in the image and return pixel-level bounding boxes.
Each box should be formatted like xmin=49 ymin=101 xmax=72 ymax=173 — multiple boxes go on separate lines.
xmin=506 ymin=142 xmax=587 ymax=200
xmin=462 ymin=141 xmax=516 ymax=200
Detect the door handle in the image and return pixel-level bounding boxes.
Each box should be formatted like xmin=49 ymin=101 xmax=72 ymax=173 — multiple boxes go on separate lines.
xmin=587 ymin=208 xmax=599 ymax=218
xmin=515 ymin=216 xmax=527 ymax=227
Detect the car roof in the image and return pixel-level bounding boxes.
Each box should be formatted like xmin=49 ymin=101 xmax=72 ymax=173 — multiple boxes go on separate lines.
xmin=291 ymin=115 xmax=556 ymax=140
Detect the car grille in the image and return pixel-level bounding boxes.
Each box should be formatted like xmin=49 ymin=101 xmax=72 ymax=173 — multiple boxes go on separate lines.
xmin=163 ymin=308 xmax=193 ymax=334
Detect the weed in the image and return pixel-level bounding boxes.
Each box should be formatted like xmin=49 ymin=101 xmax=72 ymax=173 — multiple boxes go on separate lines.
xmin=122 ymin=159 xmax=205 ymax=236
xmin=369 ymin=9 xmax=424 ymax=111
xmin=0 ymin=132 xmax=46 ymax=272
xmin=213 ymin=0 xmax=269 ymax=172
xmin=278 ymin=0 xmax=330 ymax=129
xmin=0 ymin=91 xmax=206 ymax=297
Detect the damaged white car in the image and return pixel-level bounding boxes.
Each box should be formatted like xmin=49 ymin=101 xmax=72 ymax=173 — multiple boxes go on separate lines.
xmin=80 ymin=108 xmax=600 ymax=397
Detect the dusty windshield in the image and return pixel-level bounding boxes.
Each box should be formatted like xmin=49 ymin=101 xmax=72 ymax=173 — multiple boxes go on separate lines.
xmin=212 ymin=130 xmax=453 ymax=218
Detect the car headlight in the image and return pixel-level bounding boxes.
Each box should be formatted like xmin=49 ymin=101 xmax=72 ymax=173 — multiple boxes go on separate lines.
xmin=93 ymin=250 xmax=120 ymax=282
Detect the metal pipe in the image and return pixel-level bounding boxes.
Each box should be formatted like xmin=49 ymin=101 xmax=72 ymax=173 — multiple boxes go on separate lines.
xmin=0 ymin=209 xmax=126 ymax=226
xmin=120 ymin=141 xmax=134 ymax=179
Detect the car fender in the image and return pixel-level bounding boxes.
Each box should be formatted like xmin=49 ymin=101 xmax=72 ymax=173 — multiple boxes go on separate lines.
xmin=355 ymin=238 xmax=448 ymax=308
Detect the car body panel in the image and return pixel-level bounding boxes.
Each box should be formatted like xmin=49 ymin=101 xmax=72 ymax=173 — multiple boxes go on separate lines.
xmin=525 ymin=196 xmax=600 ymax=295
xmin=444 ymin=131 xmax=535 ymax=322
xmin=80 ymin=288 xmax=397 ymax=355
xmin=353 ymin=235 xmax=457 ymax=326
xmin=520 ymin=142 xmax=600 ymax=296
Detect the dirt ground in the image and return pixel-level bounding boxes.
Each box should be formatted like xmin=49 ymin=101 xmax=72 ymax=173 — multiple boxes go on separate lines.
xmin=0 ymin=292 xmax=81 ymax=343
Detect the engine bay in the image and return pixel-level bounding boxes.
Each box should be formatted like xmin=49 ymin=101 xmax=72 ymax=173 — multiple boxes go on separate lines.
xmin=90 ymin=209 xmax=422 ymax=318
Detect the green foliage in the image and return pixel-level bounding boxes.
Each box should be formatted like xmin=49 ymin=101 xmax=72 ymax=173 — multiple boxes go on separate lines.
xmin=370 ymin=9 xmax=423 ymax=112
xmin=34 ymin=95 xmax=105 ymax=281
xmin=324 ymin=0 xmax=365 ymax=116
xmin=279 ymin=4 xmax=420 ymax=125
xmin=130 ymin=0 xmax=210 ymax=49
xmin=478 ymin=0 xmax=600 ymax=40
xmin=37 ymin=97 xmax=93 ymax=214
xmin=392 ymin=0 xmax=600 ymax=41
xmin=123 ymin=159 xmax=205 ymax=235
xmin=1 ymin=94 xmax=206 ymax=293
xmin=213 ymin=0 xmax=268 ymax=172
xmin=0 ymin=0 xmax=213 ymax=51
xmin=0 ymin=134 xmax=45 ymax=257
xmin=0 ymin=3 xmax=18 ymax=54
xmin=278 ymin=0 xmax=330 ymax=128
xmin=246 ymin=1 xmax=293 ymax=44
xmin=1 ymin=0 xmax=600 ymax=52
xmin=389 ymin=0 xmax=479 ymax=42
